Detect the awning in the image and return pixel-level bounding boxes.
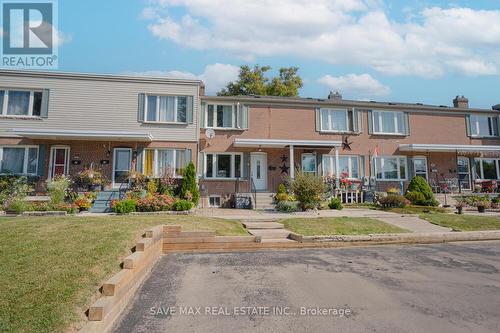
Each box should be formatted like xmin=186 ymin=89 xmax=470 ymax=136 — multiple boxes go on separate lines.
xmin=399 ymin=144 xmax=500 ymax=153
xmin=233 ymin=138 xmax=341 ymax=148
xmin=11 ymin=128 xmax=154 ymax=142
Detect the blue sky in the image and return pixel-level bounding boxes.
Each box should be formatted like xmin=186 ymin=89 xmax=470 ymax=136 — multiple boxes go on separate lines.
xmin=56 ymin=0 xmax=500 ymax=108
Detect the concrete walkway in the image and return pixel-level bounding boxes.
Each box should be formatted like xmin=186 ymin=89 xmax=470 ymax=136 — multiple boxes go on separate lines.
xmin=195 ymin=208 xmax=452 ymax=233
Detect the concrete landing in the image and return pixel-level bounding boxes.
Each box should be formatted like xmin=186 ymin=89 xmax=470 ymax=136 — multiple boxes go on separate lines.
xmin=242 ymin=222 xmax=284 ymax=229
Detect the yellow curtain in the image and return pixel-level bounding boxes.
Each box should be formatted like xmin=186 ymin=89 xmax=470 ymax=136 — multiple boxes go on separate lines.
xmin=144 ymin=150 xmax=154 ymax=176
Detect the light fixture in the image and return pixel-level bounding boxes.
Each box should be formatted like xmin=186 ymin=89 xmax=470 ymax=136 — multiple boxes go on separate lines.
xmin=258 ymin=145 xmax=262 ymax=152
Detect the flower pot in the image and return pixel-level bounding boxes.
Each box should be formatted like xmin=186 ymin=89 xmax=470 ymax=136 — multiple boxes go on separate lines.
xmin=477 ymin=206 xmax=486 ymax=213
xmin=457 ymin=207 xmax=463 ymax=215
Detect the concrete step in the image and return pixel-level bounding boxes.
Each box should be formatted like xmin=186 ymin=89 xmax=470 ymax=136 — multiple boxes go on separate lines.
xmin=248 ymin=229 xmax=291 ymax=239
xmin=243 ymin=222 xmax=284 ymax=229
xmin=261 ymin=238 xmax=296 ymax=243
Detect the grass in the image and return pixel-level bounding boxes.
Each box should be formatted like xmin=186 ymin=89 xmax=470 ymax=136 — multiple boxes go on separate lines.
xmin=421 ymin=213 xmax=500 ymax=231
xmin=0 ymin=215 xmax=247 ymax=333
xmin=280 ymin=217 xmax=409 ymax=236
xmin=380 ymin=205 xmax=449 ymax=215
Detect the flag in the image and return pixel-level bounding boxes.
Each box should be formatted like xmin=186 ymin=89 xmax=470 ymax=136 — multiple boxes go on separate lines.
xmin=372 ymin=145 xmax=379 ymax=159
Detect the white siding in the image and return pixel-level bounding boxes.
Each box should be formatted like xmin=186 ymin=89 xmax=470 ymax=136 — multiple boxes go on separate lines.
xmin=0 ymin=74 xmax=200 ymax=142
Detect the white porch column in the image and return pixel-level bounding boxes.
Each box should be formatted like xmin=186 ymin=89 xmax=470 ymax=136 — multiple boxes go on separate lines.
xmin=335 ymin=148 xmax=340 ymax=188
xmin=289 ymin=145 xmax=295 ymax=178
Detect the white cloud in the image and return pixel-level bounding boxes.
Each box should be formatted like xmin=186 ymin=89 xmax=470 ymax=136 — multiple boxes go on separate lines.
xmin=143 ymin=1 xmax=500 ymax=77
xmin=125 ymin=63 xmax=240 ymax=95
xmin=318 ymin=73 xmax=391 ymax=98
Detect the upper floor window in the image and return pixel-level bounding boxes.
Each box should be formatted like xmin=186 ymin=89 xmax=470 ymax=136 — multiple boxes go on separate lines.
xmin=205 ymin=153 xmax=242 ymax=179
xmin=206 ymin=104 xmax=236 ymax=129
xmin=143 ymin=148 xmax=190 ymax=178
xmin=145 ymin=95 xmax=188 ymax=123
xmin=469 ymin=115 xmax=499 ymax=137
xmin=0 ymin=90 xmax=42 ymax=117
xmin=0 ymin=146 xmax=38 ymax=175
xmin=371 ymin=111 xmax=407 ymax=135
xmin=320 ymin=108 xmax=349 ymax=132
xmin=374 ymin=156 xmax=407 ymax=181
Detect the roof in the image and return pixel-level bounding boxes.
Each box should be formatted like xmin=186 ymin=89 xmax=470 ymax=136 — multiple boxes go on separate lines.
xmin=202 ymin=95 xmax=496 ymax=114
xmin=0 ymin=69 xmax=203 ymax=86
xmin=11 ymin=128 xmax=153 ymax=142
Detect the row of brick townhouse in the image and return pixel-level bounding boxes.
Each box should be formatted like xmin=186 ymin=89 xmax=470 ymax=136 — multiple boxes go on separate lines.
xmin=0 ymin=70 xmax=499 ymax=208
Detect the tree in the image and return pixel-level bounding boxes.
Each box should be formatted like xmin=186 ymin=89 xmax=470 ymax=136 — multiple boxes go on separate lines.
xmin=217 ymin=65 xmax=303 ymax=97
xmin=180 ymin=162 xmax=200 ymax=205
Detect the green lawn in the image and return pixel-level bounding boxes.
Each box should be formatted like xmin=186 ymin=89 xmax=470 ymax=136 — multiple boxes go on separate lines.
xmin=421 ymin=213 xmax=500 ymax=231
xmin=280 ymin=217 xmax=409 ymax=236
xmin=0 ymin=215 xmax=247 ymax=333
xmin=381 ymin=205 xmax=449 ymax=215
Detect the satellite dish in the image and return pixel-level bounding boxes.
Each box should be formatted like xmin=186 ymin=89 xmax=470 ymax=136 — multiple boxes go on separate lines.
xmin=205 ymin=128 xmax=215 ymax=139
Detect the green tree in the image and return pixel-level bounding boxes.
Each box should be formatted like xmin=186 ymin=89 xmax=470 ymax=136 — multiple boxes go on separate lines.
xmin=180 ymin=162 xmax=200 ymax=205
xmin=218 ymin=65 xmax=303 ymax=97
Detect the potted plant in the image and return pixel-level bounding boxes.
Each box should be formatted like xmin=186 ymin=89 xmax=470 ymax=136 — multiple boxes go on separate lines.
xmin=455 ymin=201 xmax=465 ymax=215
xmin=491 ymin=197 xmax=499 ymax=209
xmin=475 ymin=200 xmax=490 ymax=213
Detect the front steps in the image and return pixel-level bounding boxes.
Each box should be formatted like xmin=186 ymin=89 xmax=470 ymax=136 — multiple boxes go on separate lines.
xmin=90 ymin=190 xmax=121 ymax=213
xmin=241 ymin=192 xmax=275 ymax=210
xmin=242 ymin=218 xmax=296 ymax=243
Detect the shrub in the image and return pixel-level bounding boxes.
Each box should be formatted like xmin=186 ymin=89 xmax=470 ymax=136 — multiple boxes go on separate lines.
xmin=405 ymin=191 xmax=426 ymax=205
xmin=112 ymin=199 xmax=136 ymax=214
xmin=172 ymin=199 xmax=193 ymax=211
xmin=290 ymin=172 xmax=325 ymax=210
xmin=46 ymin=175 xmax=72 ymax=205
xmin=3 ymin=198 xmax=29 ymax=214
xmin=74 ymin=196 xmax=92 ymax=211
xmin=158 ymin=168 xmax=178 ymax=196
xmin=387 ymin=187 xmax=400 ymax=194
xmin=378 ymin=194 xmax=407 ymax=208
xmin=328 ymin=197 xmax=343 ymax=210
xmin=147 ymin=179 xmax=158 ymax=195
xmin=136 ymin=194 xmax=175 ymax=212
xmin=275 ymin=192 xmax=289 ymax=202
xmin=180 ymin=162 xmax=199 ymax=205
xmin=0 ymin=176 xmax=33 ymax=205
xmin=73 ymin=167 xmax=107 ymax=190
xmin=275 ymin=201 xmax=299 ymax=212
xmin=277 ymin=183 xmax=287 ymax=194
xmin=406 ymin=176 xmax=438 ymax=206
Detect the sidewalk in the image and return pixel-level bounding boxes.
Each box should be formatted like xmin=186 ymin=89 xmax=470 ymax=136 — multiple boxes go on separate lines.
xmin=194 ymin=208 xmax=451 ymax=233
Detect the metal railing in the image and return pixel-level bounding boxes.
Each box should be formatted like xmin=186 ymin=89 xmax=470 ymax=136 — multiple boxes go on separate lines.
xmin=250 ymin=177 xmax=257 ymax=209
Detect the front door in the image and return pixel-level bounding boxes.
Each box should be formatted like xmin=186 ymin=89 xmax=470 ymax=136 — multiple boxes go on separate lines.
xmin=113 ymin=148 xmax=132 ymax=188
xmin=458 ymin=157 xmax=471 ymax=191
xmin=49 ymin=146 xmax=70 ymax=178
xmin=251 ymin=153 xmax=267 ymax=191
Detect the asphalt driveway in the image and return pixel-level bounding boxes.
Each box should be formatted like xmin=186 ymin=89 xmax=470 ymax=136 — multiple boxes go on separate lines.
xmin=113 ymin=242 xmax=500 ymax=333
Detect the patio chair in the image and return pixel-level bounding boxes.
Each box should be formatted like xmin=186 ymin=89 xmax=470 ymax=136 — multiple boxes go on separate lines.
xmin=446 ymin=178 xmax=459 ymax=193
xmin=428 ymin=179 xmax=440 ymax=193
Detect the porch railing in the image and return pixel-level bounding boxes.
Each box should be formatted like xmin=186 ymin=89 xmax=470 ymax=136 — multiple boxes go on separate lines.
xmin=250 ymin=177 xmax=257 ymax=209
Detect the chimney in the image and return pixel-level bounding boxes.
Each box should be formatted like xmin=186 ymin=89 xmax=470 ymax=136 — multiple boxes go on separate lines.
xmin=328 ymin=90 xmax=342 ymax=101
xmin=199 ymin=83 xmax=206 ymax=96
xmin=493 ymin=104 xmax=500 ymax=111
xmin=453 ymin=95 xmax=469 ymax=108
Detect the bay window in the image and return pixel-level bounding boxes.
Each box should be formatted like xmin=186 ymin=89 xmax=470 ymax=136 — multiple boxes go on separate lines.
xmin=374 ymin=156 xmax=407 ymax=181
xmin=204 ymin=153 xmax=243 ymax=179
xmin=322 ymin=155 xmax=360 ymax=179
xmin=0 ymin=146 xmax=38 ymax=175
xmin=469 ymin=115 xmax=499 ymax=137
xmin=0 ymin=90 xmax=43 ymax=117
xmin=206 ymin=104 xmax=236 ymax=129
xmin=145 ymin=95 xmax=188 ymax=123
xmin=372 ymin=111 xmax=407 ymax=135
xmin=143 ymin=149 xmax=190 ymax=178
xmin=474 ymin=158 xmax=499 ymax=180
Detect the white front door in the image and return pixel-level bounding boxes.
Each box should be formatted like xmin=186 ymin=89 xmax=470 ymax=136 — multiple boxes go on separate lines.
xmin=49 ymin=146 xmax=70 ymax=178
xmin=251 ymin=153 xmax=267 ymax=191
xmin=113 ymin=148 xmax=132 ymax=188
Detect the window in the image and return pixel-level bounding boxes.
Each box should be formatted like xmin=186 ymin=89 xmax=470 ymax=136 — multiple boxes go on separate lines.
xmin=469 ymin=115 xmax=499 ymax=137
xmin=322 ymin=155 xmax=360 ymax=179
xmin=474 ymin=158 xmax=500 ymax=180
xmin=0 ymin=146 xmax=38 ymax=175
xmin=374 ymin=157 xmax=407 ymax=180
xmin=143 ymin=149 xmax=189 ymax=178
xmin=412 ymin=157 xmax=428 ymax=180
xmin=206 ymin=104 xmax=236 ymax=129
xmin=0 ymin=90 xmax=43 ymax=117
xmin=372 ymin=111 xmax=406 ymax=135
xmin=204 ymin=153 xmax=243 ymax=179
xmin=301 ymin=154 xmax=317 ymax=175
xmin=144 ymin=95 xmax=188 ymax=123
xmin=320 ymin=108 xmax=351 ymax=132
xmin=209 ymin=195 xmax=221 ymax=207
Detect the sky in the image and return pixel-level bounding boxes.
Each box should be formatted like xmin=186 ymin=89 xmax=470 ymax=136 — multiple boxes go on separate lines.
xmin=54 ymin=0 xmax=500 ymax=108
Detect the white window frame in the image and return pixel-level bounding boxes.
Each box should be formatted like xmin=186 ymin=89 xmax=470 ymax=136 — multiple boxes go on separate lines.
xmin=205 ymin=103 xmax=237 ymax=129
xmin=0 ymin=145 xmax=39 ymax=175
xmin=374 ymin=156 xmax=407 ymax=181
xmin=301 ymin=153 xmax=317 ymax=175
xmin=322 ymin=154 xmax=360 ymax=179
xmin=142 ymin=148 xmax=187 ymax=178
xmin=144 ymin=94 xmax=188 ymax=124
xmin=469 ymin=115 xmax=499 ymax=137
xmin=209 ymin=195 xmax=221 ymax=207
xmin=474 ymin=158 xmax=500 ymax=180
xmin=204 ymin=152 xmax=243 ymax=179
xmin=320 ymin=108 xmax=350 ymax=132
xmin=49 ymin=146 xmax=70 ymax=179
xmin=372 ymin=110 xmax=405 ymax=135
xmin=412 ymin=156 xmax=428 ymax=180
xmin=0 ymin=89 xmax=42 ymax=117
